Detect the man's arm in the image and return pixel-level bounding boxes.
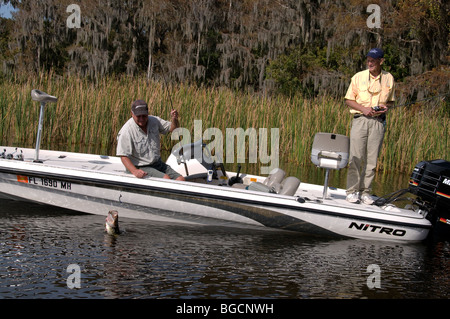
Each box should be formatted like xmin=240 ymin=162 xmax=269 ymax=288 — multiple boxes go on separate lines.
xmin=345 ymin=99 xmax=374 ymax=116
xmin=345 ymin=99 xmax=389 ymax=117
xmin=120 ymin=156 xmax=147 ymax=178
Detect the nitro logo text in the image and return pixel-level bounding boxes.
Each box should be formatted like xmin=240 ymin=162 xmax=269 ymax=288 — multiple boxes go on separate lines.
xmin=349 ymin=222 xmax=406 ymax=237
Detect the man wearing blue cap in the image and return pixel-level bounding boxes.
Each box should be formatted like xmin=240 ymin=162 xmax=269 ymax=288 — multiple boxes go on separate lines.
xmin=344 ymin=48 xmax=395 ymax=204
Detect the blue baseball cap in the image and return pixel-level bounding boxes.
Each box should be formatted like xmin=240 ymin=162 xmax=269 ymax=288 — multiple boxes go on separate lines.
xmin=367 ymin=48 xmax=384 ymax=59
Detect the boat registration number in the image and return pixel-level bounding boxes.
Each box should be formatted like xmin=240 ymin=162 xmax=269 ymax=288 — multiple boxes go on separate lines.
xmin=17 ymin=175 xmax=72 ymax=190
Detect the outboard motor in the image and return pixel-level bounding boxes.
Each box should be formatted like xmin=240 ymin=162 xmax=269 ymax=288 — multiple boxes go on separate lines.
xmin=409 ymin=159 xmax=450 ymax=240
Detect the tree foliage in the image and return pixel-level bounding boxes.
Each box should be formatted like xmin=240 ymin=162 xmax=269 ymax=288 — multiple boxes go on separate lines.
xmin=0 ymin=0 xmax=448 ymax=99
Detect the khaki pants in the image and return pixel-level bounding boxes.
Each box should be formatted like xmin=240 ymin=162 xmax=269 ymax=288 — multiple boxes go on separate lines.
xmin=346 ymin=116 xmax=385 ymax=195
xmin=134 ymin=158 xmax=182 ymax=179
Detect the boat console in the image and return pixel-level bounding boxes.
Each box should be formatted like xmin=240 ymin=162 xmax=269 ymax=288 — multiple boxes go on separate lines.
xmin=167 ymin=140 xmax=301 ymax=195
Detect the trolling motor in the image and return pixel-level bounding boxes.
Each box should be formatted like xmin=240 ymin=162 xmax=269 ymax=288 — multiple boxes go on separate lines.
xmin=30 ymin=90 xmax=58 ymax=162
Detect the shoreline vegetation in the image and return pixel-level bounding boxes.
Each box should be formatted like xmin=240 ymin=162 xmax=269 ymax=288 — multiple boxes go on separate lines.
xmin=0 ymin=72 xmax=448 ymax=179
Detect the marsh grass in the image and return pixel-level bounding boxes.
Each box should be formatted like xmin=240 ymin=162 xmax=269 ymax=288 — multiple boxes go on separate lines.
xmin=0 ymin=73 xmax=448 ymax=176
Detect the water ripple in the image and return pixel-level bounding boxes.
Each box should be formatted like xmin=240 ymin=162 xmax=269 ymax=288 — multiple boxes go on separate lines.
xmin=0 ymin=199 xmax=449 ymax=299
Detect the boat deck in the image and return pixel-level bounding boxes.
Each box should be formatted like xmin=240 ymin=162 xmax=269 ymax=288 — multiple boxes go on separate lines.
xmin=0 ymin=146 xmax=433 ymax=242
xmin=0 ymin=146 xmax=420 ymax=218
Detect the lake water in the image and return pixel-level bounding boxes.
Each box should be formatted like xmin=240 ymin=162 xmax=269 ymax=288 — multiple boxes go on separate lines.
xmin=1 ymin=164 xmax=449 ymax=306
xmin=1 ymin=197 xmax=449 ymax=301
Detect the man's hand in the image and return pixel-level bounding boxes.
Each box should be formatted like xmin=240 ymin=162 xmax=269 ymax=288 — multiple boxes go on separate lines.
xmin=170 ymin=109 xmax=179 ymax=120
xmin=347 ymin=99 xmax=388 ymax=117
xmin=130 ymin=168 xmax=148 ymax=178
xmin=169 ymin=109 xmax=180 ymax=132
xmin=369 ymin=104 xmax=388 ymax=117
xmin=120 ymin=156 xmax=147 ymax=178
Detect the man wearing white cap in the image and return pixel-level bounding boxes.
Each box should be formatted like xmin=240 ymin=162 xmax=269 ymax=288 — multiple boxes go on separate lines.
xmin=116 ymin=99 xmax=185 ymax=181
xmin=344 ymin=48 xmax=395 ymax=204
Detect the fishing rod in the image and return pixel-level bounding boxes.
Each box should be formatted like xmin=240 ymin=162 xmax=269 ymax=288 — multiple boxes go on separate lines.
xmin=159 ymin=65 xmax=228 ymax=181
xmin=160 ymin=65 xmax=189 ymax=176
xmin=161 ymin=66 xmax=175 ymax=111
xmin=390 ymin=92 xmax=449 ymax=109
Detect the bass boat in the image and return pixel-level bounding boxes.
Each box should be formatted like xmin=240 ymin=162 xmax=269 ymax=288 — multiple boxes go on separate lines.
xmin=0 ymin=90 xmax=448 ymax=242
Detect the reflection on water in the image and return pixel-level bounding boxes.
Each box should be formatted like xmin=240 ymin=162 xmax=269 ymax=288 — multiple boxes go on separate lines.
xmin=0 ymin=199 xmax=448 ymax=299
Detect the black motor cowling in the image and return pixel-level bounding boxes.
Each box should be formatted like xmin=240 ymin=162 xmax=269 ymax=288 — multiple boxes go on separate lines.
xmin=409 ymin=159 xmax=450 ymax=240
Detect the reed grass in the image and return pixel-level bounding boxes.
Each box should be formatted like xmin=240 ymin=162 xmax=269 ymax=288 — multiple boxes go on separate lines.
xmin=0 ymin=72 xmax=448 ymax=176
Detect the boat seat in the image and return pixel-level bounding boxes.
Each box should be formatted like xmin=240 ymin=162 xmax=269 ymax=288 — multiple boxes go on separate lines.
xmin=278 ymin=176 xmax=301 ymax=196
xmin=311 ymin=132 xmax=349 ymax=199
xmin=246 ymin=168 xmax=300 ymax=196
xmin=246 ymin=168 xmax=285 ymax=193
xmin=311 ymin=132 xmax=349 ymax=169
xmin=263 ymin=168 xmax=286 ymax=188
xmin=31 ymin=89 xmax=58 ymax=104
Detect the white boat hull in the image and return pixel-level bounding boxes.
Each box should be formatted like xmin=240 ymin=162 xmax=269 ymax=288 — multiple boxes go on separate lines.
xmin=0 ymin=147 xmax=432 ymax=242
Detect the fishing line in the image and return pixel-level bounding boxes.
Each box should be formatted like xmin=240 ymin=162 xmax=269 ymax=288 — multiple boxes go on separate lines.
xmin=160 ymin=65 xmax=175 ymax=110
xmin=390 ymin=92 xmax=449 ymax=109
xmin=160 ymin=64 xmax=189 ymax=176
